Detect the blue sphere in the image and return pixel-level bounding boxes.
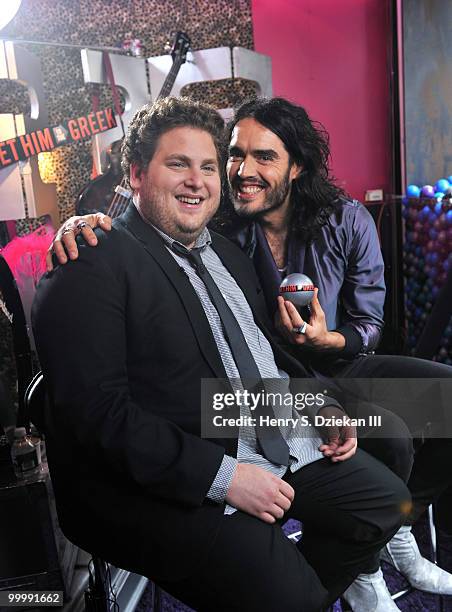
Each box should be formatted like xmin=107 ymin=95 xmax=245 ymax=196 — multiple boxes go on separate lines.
xmin=446 ymin=211 xmax=452 ymax=225
xmin=419 ymin=205 xmax=430 ymax=220
xmin=407 ymin=184 xmax=420 ymax=198
xmin=435 ymin=192 xmax=445 ymax=201
xmin=421 ymin=185 xmax=435 ymax=198
xmin=435 ymin=179 xmax=450 ymax=193
xmin=435 ymin=202 xmax=443 ymax=214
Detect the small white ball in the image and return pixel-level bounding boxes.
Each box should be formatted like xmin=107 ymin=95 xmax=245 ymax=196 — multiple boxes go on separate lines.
xmin=279 ymin=273 xmax=315 ymax=307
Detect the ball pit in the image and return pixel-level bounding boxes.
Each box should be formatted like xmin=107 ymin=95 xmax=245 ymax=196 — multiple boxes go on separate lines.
xmin=403 ymin=178 xmax=452 ymax=363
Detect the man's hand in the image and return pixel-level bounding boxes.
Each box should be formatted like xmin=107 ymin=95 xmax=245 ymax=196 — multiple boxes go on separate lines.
xmin=317 ymin=405 xmax=357 ymax=463
xmin=46 ymin=212 xmax=112 ymax=271
xmin=275 ymin=290 xmax=345 ymax=351
xmin=225 ymin=463 xmax=294 ymax=524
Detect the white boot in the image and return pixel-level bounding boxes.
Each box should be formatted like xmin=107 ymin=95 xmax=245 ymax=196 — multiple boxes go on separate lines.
xmin=381 ymin=525 xmax=452 ymax=595
xmin=342 ymin=568 xmax=400 ymax=611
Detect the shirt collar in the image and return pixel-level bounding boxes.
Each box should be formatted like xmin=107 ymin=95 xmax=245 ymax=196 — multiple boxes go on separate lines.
xmin=152 ymin=224 xmax=212 ymax=251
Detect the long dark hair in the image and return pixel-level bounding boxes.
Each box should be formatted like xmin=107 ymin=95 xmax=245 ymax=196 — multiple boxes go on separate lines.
xmin=212 ymin=97 xmax=347 ymax=244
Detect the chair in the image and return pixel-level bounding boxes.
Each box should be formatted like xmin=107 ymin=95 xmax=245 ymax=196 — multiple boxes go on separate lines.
xmin=24 ymin=371 xmax=157 ymax=611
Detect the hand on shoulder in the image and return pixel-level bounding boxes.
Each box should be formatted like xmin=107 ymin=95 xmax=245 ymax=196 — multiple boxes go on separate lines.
xmin=46 ymin=212 xmax=112 ymax=271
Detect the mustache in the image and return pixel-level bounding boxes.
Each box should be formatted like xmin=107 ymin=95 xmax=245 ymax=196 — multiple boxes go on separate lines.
xmin=230 ymin=177 xmax=268 ymax=189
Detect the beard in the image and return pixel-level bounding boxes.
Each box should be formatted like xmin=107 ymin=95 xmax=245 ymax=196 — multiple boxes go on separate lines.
xmin=137 ymin=186 xmax=219 ymax=246
xmin=228 ymin=167 xmax=292 ymax=219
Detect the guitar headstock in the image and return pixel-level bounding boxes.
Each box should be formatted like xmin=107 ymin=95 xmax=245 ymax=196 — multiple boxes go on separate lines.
xmin=170 ymin=31 xmax=191 ymax=65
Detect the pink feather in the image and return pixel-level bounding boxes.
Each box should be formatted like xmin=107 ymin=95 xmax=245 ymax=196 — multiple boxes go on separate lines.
xmin=0 ymin=225 xmax=53 ymax=289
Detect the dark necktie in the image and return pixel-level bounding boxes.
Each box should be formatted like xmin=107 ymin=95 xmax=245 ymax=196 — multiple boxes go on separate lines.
xmin=172 ymin=242 xmax=290 ymax=466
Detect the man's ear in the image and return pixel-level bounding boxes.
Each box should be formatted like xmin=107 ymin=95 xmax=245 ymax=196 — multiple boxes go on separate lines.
xmin=129 ymin=162 xmax=142 ymax=190
xmin=289 ymin=163 xmax=303 ymax=182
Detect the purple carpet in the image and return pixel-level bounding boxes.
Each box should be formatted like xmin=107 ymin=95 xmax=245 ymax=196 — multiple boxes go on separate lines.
xmin=136 ymin=515 xmax=452 ymax=611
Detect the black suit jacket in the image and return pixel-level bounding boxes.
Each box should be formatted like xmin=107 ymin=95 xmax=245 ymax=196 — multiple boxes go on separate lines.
xmin=32 ymin=204 xmax=311 ymax=582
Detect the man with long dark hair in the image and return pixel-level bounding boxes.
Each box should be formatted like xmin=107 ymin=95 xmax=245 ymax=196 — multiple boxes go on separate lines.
xmin=49 ymin=96 xmax=452 ymax=610
xmin=216 ymin=97 xmax=452 ymax=609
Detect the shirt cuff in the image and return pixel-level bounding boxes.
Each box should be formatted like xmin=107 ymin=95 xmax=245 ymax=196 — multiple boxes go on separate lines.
xmin=334 ymin=324 xmax=363 ymax=358
xmin=206 ymin=454 xmax=238 ymax=503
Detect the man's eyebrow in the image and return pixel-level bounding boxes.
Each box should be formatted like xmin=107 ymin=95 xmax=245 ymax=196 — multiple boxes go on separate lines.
xmin=228 ymin=146 xmax=279 ymax=160
xmin=166 ymin=154 xmax=217 ymax=165
xmin=253 ymin=148 xmax=279 ymax=159
xmin=166 ymin=153 xmax=190 ymax=162
xmin=229 ymin=145 xmax=244 ymax=155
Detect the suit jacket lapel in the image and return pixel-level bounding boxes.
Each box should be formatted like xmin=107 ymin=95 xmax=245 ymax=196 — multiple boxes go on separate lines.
xmin=118 ymin=206 xmax=228 ymax=381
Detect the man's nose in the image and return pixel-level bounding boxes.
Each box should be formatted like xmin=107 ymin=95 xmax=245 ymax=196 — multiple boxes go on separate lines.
xmin=237 ymin=155 xmax=257 ymax=178
xmin=184 ymin=168 xmax=203 ymax=190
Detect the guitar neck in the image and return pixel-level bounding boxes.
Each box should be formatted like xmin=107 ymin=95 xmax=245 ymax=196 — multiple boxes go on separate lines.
xmin=157 ymin=57 xmax=184 ymax=100
xmin=107 ymin=176 xmax=131 ymax=218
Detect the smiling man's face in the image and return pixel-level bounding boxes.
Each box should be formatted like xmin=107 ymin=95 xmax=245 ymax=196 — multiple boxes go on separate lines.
xmin=226 ymin=118 xmax=301 ymax=221
xmin=130 ymin=126 xmax=221 ymax=247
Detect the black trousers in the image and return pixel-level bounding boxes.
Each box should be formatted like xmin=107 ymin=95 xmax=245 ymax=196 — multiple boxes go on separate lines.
xmin=158 ymin=449 xmax=409 ymax=612
xmin=325 ymin=354 xmax=452 ymax=531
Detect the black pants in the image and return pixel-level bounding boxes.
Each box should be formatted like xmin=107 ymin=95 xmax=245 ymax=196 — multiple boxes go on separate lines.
xmin=158 ymin=449 xmax=410 ymax=612
xmin=326 ymin=354 xmax=452 ymax=531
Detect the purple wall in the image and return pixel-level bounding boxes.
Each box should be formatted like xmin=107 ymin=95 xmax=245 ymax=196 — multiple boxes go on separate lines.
xmin=251 ymin=0 xmax=393 ymax=201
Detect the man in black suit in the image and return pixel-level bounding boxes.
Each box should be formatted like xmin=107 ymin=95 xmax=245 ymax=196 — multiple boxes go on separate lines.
xmin=33 ymin=97 xmax=409 ymax=611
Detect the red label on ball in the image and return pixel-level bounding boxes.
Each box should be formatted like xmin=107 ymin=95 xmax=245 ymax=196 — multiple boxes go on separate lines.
xmin=280 ymin=284 xmax=314 ymax=293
